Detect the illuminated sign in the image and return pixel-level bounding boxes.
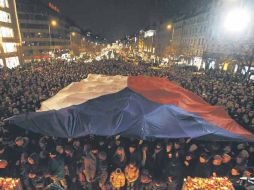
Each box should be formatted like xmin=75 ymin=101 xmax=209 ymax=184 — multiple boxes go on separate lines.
xmin=48 ymin=2 xmax=60 ymax=13
xmin=144 ymin=30 xmax=156 ymax=38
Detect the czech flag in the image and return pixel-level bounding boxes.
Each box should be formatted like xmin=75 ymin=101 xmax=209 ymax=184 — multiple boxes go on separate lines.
xmin=7 ymin=74 xmax=254 ymax=141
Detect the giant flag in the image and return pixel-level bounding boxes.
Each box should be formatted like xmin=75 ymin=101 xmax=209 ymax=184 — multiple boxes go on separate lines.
xmin=7 ymin=74 xmax=254 ymax=141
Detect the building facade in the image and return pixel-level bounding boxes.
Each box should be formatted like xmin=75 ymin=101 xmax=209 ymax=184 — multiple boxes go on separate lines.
xmin=0 ymin=0 xmax=87 ymax=67
xmin=0 ymin=0 xmax=22 ymax=68
xmin=16 ymin=0 xmax=84 ymax=62
xmin=171 ymin=0 xmax=254 ymax=68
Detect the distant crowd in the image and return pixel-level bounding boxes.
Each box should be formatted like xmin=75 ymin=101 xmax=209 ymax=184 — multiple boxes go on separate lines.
xmin=0 ymin=60 xmax=253 ymax=190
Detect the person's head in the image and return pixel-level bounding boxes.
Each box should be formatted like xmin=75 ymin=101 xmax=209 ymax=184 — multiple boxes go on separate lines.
xmin=115 ymin=139 xmax=121 ymax=146
xmin=185 ymin=152 xmax=192 ymax=161
xmin=243 ymin=168 xmax=253 ymax=178
xmin=155 ymin=143 xmax=162 ymax=153
xmin=56 ymin=145 xmax=64 ymax=154
xmin=129 ymin=160 xmax=136 ymax=168
xmin=65 ymin=146 xmax=73 ymax=155
xmin=0 ymin=160 xmax=8 ymax=169
xmin=129 ymin=144 xmax=136 ymax=154
xmin=73 ymin=140 xmax=80 ymax=148
xmin=174 ymin=142 xmax=181 ymax=150
xmin=199 ymin=154 xmax=209 ymax=164
xmin=28 ymin=169 xmax=37 ymax=179
xmin=90 ymin=145 xmax=98 ymax=155
xmin=222 ymin=153 xmax=232 ymax=163
xmin=116 ymin=146 xmax=125 ymax=156
xmin=238 ymin=150 xmax=249 ymax=159
xmin=98 ymin=151 xmax=107 ymax=161
xmin=231 ymin=167 xmax=241 ymax=176
xmin=49 ymin=150 xmax=57 ymax=159
xmin=212 ymin=155 xmax=222 ymax=166
xmin=28 ymin=153 xmax=38 ymax=165
xmin=15 ymin=137 xmax=24 ymax=147
xmin=166 ymin=143 xmax=172 ymax=152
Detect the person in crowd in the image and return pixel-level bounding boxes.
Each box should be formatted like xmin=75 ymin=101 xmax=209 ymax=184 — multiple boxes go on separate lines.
xmin=0 ymin=60 xmax=254 ymax=190
xmin=83 ymin=145 xmax=98 ymax=190
xmin=212 ymin=155 xmax=224 ymax=177
xmin=193 ymin=153 xmax=212 ymax=178
xmin=125 ymin=160 xmax=139 ymax=190
xmin=127 ymin=143 xmax=142 ymax=167
xmin=139 ymin=169 xmax=153 ymax=190
xmin=149 ymin=143 xmax=165 ymax=179
xmin=97 ymin=151 xmax=108 ymax=190
xmin=221 ymin=153 xmax=234 ymax=176
xmin=48 ymin=149 xmax=66 ymax=190
xmin=112 ymin=146 xmax=127 ymax=171
xmin=229 ymin=166 xmax=245 ymax=190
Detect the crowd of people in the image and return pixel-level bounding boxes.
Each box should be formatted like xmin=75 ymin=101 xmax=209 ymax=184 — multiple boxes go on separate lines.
xmin=0 ymin=60 xmax=254 ymax=190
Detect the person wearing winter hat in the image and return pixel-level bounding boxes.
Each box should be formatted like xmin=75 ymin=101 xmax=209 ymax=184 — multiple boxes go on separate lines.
xmin=212 ymin=155 xmax=224 ymax=177
xmin=239 ymin=150 xmax=250 ymax=159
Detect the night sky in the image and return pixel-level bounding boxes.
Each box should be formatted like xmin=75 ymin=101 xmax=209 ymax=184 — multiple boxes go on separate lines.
xmin=50 ymin=0 xmax=190 ymax=41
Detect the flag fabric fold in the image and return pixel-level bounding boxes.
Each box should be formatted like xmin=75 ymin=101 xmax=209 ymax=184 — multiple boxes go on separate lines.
xmin=7 ymin=74 xmax=254 ymax=141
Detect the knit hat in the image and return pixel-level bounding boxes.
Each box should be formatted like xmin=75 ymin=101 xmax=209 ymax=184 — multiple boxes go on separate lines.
xmin=238 ymin=150 xmax=249 ymax=159
xmin=213 ymin=155 xmax=223 ymax=161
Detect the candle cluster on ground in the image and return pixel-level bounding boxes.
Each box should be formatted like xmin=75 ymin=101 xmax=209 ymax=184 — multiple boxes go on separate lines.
xmin=0 ymin=178 xmax=20 ymax=190
xmin=183 ymin=177 xmax=235 ymax=190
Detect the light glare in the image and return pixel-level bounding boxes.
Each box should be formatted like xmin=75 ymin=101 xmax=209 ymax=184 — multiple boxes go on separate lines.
xmin=224 ymin=8 xmax=250 ymax=34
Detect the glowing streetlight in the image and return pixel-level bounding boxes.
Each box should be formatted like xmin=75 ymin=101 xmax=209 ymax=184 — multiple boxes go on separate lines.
xmin=50 ymin=20 xmax=58 ymax=27
xmin=224 ymin=8 xmax=250 ymax=34
xmin=71 ymin=32 xmax=76 ymax=37
xmin=167 ymin=24 xmax=173 ymax=31
xmin=49 ymin=19 xmax=58 ymax=57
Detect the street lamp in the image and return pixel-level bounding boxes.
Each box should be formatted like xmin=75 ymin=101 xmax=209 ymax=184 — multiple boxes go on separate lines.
xmin=48 ymin=19 xmax=58 ymax=56
xmin=167 ymin=24 xmax=173 ymax=31
xmin=224 ymin=8 xmax=250 ymax=35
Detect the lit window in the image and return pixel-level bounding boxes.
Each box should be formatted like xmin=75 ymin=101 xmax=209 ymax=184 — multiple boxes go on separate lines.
xmin=0 ymin=59 xmax=4 ymax=68
xmin=5 ymin=56 xmax=19 ymax=68
xmin=0 ymin=0 xmax=8 ymax=8
xmin=0 ymin=10 xmax=11 ymax=23
xmin=0 ymin=26 xmax=14 ymax=37
xmin=2 ymin=42 xmax=17 ymax=53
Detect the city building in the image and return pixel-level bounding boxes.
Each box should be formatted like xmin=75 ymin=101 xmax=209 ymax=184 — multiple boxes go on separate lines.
xmin=0 ymin=0 xmax=22 ymax=68
xmin=171 ymin=0 xmax=254 ymax=70
xmin=16 ymin=0 xmax=85 ymax=62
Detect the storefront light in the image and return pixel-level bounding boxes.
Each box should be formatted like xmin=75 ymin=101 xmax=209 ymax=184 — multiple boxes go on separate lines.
xmin=0 ymin=27 xmax=14 ymax=38
xmin=0 ymin=0 xmax=9 ymax=8
xmin=0 ymin=10 xmax=11 ymax=23
xmin=2 ymin=42 xmax=17 ymax=53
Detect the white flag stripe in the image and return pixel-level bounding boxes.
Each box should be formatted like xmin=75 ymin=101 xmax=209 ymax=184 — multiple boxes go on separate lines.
xmin=39 ymin=74 xmax=128 ymax=111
